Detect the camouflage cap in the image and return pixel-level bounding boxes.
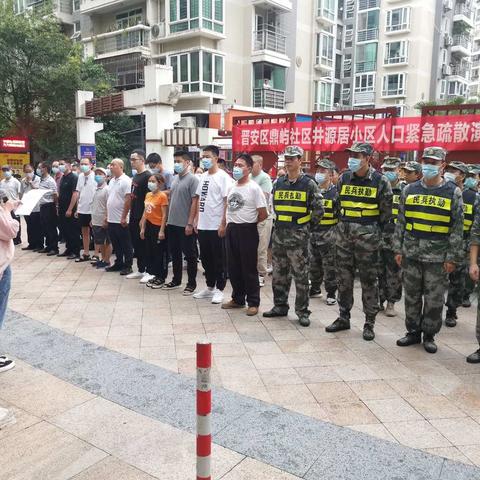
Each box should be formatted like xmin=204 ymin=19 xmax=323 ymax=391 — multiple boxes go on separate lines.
xmin=467 ymin=164 xmax=480 ymax=175
xmin=402 ymin=161 xmax=422 ymax=173
xmin=316 ymin=158 xmax=336 ymax=170
xmin=346 ymin=142 xmax=374 ymax=155
xmin=283 ymin=145 xmax=304 ymax=157
xmin=381 ymin=156 xmax=401 ymax=169
xmin=446 ymin=161 xmax=467 ymax=174
xmin=422 ymin=146 xmax=446 ymax=162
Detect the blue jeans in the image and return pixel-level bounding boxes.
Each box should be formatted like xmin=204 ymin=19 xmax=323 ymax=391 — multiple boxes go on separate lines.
xmin=0 ymin=266 xmax=11 ymax=329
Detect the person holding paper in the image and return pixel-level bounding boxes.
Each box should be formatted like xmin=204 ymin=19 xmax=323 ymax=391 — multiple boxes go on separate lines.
xmin=1 ymin=165 xmax=21 ymax=245
xmin=20 ymin=164 xmax=42 ymax=251
xmin=37 ymin=162 xmax=59 ymax=256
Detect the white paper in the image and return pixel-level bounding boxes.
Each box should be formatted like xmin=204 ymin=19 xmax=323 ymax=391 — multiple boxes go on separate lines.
xmin=15 ymin=189 xmax=48 ymax=216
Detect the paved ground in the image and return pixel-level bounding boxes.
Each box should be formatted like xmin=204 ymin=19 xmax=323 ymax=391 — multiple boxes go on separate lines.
xmin=3 ymin=241 xmax=480 ymax=477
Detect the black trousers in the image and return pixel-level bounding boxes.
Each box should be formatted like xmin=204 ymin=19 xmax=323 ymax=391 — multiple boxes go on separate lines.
xmin=108 ymin=222 xmax=133 ymax=268
xmin=59 ymin=211 xmax=80 ymax=255
xmin=144 ymin=221 xmax=168 ymax=279
xmin=130 ymin=219 xmax=146 ymax=273
xmin=198 ymin=229 xmax=226 ymax=291
xmin=39 ymin=203 xmax=58 ymax=252
xmin=11 ymin=212 xmax=21 ymax=244
xmin=25 ymin=211 xmax=43 ymax=249
xmin=226 ymin=223 xmax=260 ymax=307
xmin=167 ymin=224 xmax=198 ymax=288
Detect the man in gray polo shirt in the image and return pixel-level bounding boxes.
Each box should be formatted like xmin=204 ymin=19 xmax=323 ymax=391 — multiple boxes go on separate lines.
xmin=164 ymin=150 xmax=199 ymax=295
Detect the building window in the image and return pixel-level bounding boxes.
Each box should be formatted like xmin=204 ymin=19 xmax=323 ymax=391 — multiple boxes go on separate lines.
xmin=72 ymin=0 xmax=80 ymax=11
xmin=318 ymin=0 xmax=336 ymax=21
xmin=314 ymin=81 xmax=333 ymax=111
xmin=354 ymin=73 xmax=375 ymax=92
xmin=252 ymin=63 xmax=286 ymax=109
xmin=357 ymin=10 xmax=379 ymax=42
xmin=116 ymin=9 xmax=143 ymax=29
xmin=386 ymin=7 xmax=410 ymax=33
xmin=448 ymin=80 xmax=467 ymax=97
xmin=356 ymin=43 xmax=377 ymax=72
xmin=384 ymin=41 xmax=408 ymax=65
xmin=316 ymin=33 xmax=334 ymax=67
xmin=170 ymin=50 xmax=224 ymax=95
xmin=382 ymin=73 xmax=407 ymax=96
xmin=169 ymin=0 xmax=223 ymax=34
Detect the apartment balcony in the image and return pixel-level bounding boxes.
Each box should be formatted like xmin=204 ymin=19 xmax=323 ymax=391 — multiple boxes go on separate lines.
xmin=83 ymin=25 xmax=150 ymax=59
xmin=252 ymin=87 xmax=286 ymax=110
xmin=314 ymin=56 xmax=334 ymax=76
xmin=473 ymin=59 xmax=480 ymax=68
xmin=451 ymin=34 xmax=472 ymax=57
xmin=150 ymin=19 xmax=225 ymax=43
xmin=356 ymin=61 xmax=376 ymax=73
xmin=453 ymin=3 xmax=474 ymax=28
xmin=19 ymin=0 xmax=73 ymax=23
xmin=316 ymin=6 xmax=336 ymax=27
xmin=381 ymin=86 xmax=406 ymax=98
xmin=450 ymin=64 xmax=470 ymax=80
xmin=358 ymin=0 xmax=380 ymax=10
xmin=354 ymin=91 xmax=375 ymax=105
xmin=384 ymin=55 xmax=408 ymax=66
xmin=80 ymin=0 xmax=127 ymax=15
xmin=357 ymin=27 xmax=379 ymax=43
xmin=251 ymin=0 xmax=292 ymax=13
xmin=252 ymin=28 xmax=290 ymax=67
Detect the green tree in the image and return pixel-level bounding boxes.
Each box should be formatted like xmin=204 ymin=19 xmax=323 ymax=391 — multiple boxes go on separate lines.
xmin=0 ymin=1 xmax=113 ymax=160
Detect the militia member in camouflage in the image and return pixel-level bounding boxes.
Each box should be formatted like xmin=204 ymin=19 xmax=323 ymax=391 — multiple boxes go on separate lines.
xmin=401 ymin=161 xmax=423 ymax=185
xmin=379 ymin=157 xmax=405 ymax=317
xmin=310 ymin=158 xmax=340 ymax=305
xmin=263 ymin=146 xmax=324 ymax=327
xmin=444 ymin=162 xmax=471 ymax=327
xmin=325 ymin=142 xmax=393 ymax=341
xmin=394 ymin=147 xmax=464 ymax=354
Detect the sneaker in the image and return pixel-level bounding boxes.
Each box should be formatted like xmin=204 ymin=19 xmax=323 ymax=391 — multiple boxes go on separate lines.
xmin=75 ymin=254 xmax=91 ymax=263
xmin=193 ymin=288 xmax=215 ymax=299
xmin=140 ymin=273 xmax=155 ymax=284
xmin=105 ymin=264 xmax=123 ymax=272
xmin=183 ymin=285 xmax=196 ymax=296
xmin=90 ymin=256 xmax=100 ymax=264
xmin=258 ymin=276 xmax=265 ymax=287
xmin=126 ymin=271 xmax=143 ymax=279
xmin=467 ymin=349 xmax=480 ymax=364
xmin=211 ymin=289 xmax=224 ymax=304
xmin=326 ymin=296 xmax=337 ymax=305
xmin=0 ymin=407 xmax=15 ymax=429
xmin=385 ymin=302 xmax=397 ymax=317
xmin=164 ymin=281 xmax=181 ymax=290
xmin=96 ymin=261 xmax=109 ymax=269
xmin=120 ymin=267 xmax=133 ymax=276
xmin=148 ymin=277 xmax=165 ymax=289
xmin=0 ymin=358 xmax=15 ymax=373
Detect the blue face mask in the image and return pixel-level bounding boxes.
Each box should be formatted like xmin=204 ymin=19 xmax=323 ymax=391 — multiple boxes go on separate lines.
xmin=347 ymin=157 xmax=362 ymax=173
xmin=148 ymin=181 xmax=158 ymax=192
xmin=52 ymin=167 xmax=59 ymax=175
xmin=174 ymin=163 xmax=184 ymax=174
xmin=149 ymin=167 xmax=159 ymax=174
xmin=131 ymin=169 xmax=137 ymax=177
xmin=443 ymin=172 xmax=457 ymax=184
xmin=80 ymin=165 xmax=90 ymax=173
xmin=384 ymin=171 xmax=398 ymax=183
xmin=315 ymin=173 xmax=326 ymax=184
xmin=465 ymin=177 xmax=477 ymax=190
xmin=3 ymin=171 xmax=12 ymax=179
xmin=422 ymin=164 xmax=440 ymax=179
xmin=94 ymin=175 xmax=104 ymax=185
xmin=201 ymin=158 xmax=213 ymax=170
xmin=233 ymin=167 xmax=244 ymax=181
xmin=58 ymin=165 xmax=66 ymax=173
xmin=36 ymin=168 xmax=42 ymax=176
xmin=105 ymin=168 xmax=111 ymax=177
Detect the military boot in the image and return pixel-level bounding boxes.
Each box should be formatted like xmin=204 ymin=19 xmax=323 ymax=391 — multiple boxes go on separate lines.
xmin=298 ymin=315 xmax=311 ymax=327
xmin=397 ymin=332 xmax=422 ymax=347
xmin=462 ymin=296 xmax=471 ymax=308
xmin=309 ymin=287 xmax=322 ymax=298
xmin=467 ymin=349 xmax=480 ymax=364
xmin=262 ymin=307 xmax=289 ymax=318
xmin=385 ymin=302 xmax=397 ymax=317
xmin=363 ymin=324 xmax=375 ymax=341
xmin=325 ymin=317 xmax=350 ymax=333
xmin=445 ymin=309 xmax=457 ymax=328
xmin=423 ymin=335 xmax=437 ymax=354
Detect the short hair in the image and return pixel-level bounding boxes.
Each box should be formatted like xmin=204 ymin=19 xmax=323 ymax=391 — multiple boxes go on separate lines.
xmin=110 ymin=158 xmax=124 ymax=169
xmin=147 ymin=152 xmax=162 ymax=165
xmin=237 ymin=153 xmax=254 ymax=168
xmin=1 ymin=164 xmax=11 ymax=171
xmin=80 ymin=157 xmax=92 ymax=164
xmin=131 ymin=149 xmax=146 ymax=161
xmin=202 ymin=145 xmax=219 ymax=157
xmin=23 ymin=164 xmax=33 ymax=171
xmin=62 ymin=158 xmax=74 ymax=165
xmin=174 ymin=150 xmax=192 ymax=161
xmin=252 ymin=155 xmax=263 ymax=165
xmin=41 ymin=162 xmax=52 ymax=173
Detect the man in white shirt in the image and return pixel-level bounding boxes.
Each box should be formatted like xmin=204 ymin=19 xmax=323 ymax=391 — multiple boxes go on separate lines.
xmin=0 ymin=165 xmax=22 ymax=245
xmin=37 ymin=162 xmax=58 ymax=255
xmin=221 ymin=154 xmax=268 ymax=316
xmin=67 ymin=158 xmax=96 ymax=262
xmin=105 ymin=158 xmax=134 ymax=275
xmin=20 ymin=164 xmax=42 ymax=250
xmin=193 ymin=145 xmax=233 ymax=304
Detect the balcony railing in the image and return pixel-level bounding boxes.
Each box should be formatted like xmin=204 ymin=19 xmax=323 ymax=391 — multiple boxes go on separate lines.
xmin=357 ymin=27 xmax=379 ymax=42
xmin=93 ymin=26 xmax=150 ymax=56
xmin=450 ymin=64 xmax=469 ymax=78
xmin=356 ymin=61 xmax=376 ymax=72
xmin=382 ymin=86 xmax=406 ymax=97
xmin=358 ymin=0 xmax=379 ymax=10
xmin=253 ymin=87 xmax=286 ymax=109
xmin=454 ymin=3 xmax=472 ymax=18
xmin=473 ymin=60 xmax=480 ymax=67
xmin=253 ymin=28 xmax=287 ymax=55
xmin=452 ymin=34 xmax=472 ymax=50
xmin=384 ymin=55 xmax=408 ymax=65
xmin=354 ymin=91 xmax=375 ymax=104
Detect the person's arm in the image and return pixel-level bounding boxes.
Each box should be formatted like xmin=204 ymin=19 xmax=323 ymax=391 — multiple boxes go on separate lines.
xmin=393 ymin=187 xmax=408 ymax=267
xmin=218 ymin=197 xmax=227 ymax=238
xmin=378 ymin=176 xmax=393 ymax=228
xmin=469 ymin=195 xmax=480 ymax=281
xmin=0 ymin=203 xmax=20 ymax=241
xmin=257 ymin=207 xmax=268 ymax=223
xmin=159 ymin=205 xmax=168 ymax=240
xmin=309 ymin=180 xmax=324 ymax=224
xmin=121 ymin=194 xmax=131 ymax=227
xmin=445 ymin=187 xmax=464 ymax=272
xmin=139 ymin=212 xmax=146 ymax=239
xmin=67 ymin=191 xmax=79 ymax=217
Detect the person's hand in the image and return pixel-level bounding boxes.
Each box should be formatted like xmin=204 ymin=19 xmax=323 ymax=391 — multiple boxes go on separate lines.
xmin=140 ymin=229 xmax=145 ymax=240
xmin=103 ymin=220 xmax=108 ymax=229
xmin=74 ymin=211 xmax=78 ymax=219
xmin=444 ymin=262 xmax=456 ymax=274
xmin=185 ymin=224 xmax=193 ymax=236
xmin=218 ymin=225 xmax=226 ymax=238
xmin=395 ymin=254 xmax=402 ymax=267
xmin=4 ymin=200 xmax=20 ymax=213
xmin=65 ymin=209 xmax=72 ymax=218
xmin=470 ymin=264 xmax=479 ymax=282
xmin=158 ymin=231 xmax=165 ymax=241
xmin=121 ymin=218 xmax=128 ymax=228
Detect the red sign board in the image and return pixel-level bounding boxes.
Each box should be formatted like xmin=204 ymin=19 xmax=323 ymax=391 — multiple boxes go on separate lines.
xmin=232 ymin=115 xmax=480 ymax=153
xmin=0 ymin=137 xmax=29 ymax=153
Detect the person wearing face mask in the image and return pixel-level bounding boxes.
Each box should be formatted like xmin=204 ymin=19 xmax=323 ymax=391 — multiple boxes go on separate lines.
xmin=146 ymin=152 xmax=173 ymax=192
xmin=220 ymin=154 xmax=267 ymax=316
xmin=1 ymin=165 xmax=21 ymax=246
xmin=309 ymin=158 xmax=340 ymax=305
xmin=263 ymin=146 xmax=324 ymax=327
xmin=325 ymin=142 xmax=393 ymax=341
xmin=51 ymin=160 xmax=63 ymax=191
xmin=164 ymin=150 xmax=199 ymax=294
xmin=20 ymin=164 xmax=42 ymax=251
xmin=139 ymin=174 xmax=169 ymax=288
xmin=393 ymin=147 xmax=464 ymax=354
xmin=378 ymin=157 xmax=406 ymax=318
xmin=37 ymin=162 xmax=59 ymax=255
xmin=57 ymin=159 xmax=80 ymax=259
xmin=401 ymin=161 xmax=423 ymax=185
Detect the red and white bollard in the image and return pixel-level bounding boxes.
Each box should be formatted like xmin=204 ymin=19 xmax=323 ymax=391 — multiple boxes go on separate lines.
xmin=196 ymin=342 xmax=212 ymax=480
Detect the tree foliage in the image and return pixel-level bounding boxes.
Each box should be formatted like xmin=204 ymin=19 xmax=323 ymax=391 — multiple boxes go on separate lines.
xmin=95 ymin=115 xmax=136 ymax=166
xmin=0 ymin=1 xmax=113 ymax=159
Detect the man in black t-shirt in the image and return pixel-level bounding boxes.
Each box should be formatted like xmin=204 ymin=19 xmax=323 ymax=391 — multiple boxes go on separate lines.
xmin=126 ymin=149 xmax=152 ymax=282
xmin=58 ymin=159 xmax=80 ymax=259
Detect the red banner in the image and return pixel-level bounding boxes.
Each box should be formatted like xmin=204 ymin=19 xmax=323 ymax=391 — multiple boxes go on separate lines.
xmin=232 ymin=115 xmax=480 ymax=153
xmin=0 ymin=137 xmax=29 ymax=153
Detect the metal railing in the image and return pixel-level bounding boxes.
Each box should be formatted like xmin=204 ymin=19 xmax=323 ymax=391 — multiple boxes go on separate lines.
xmin=451 ymin=64 xmax=469 ymax=78
xmin=354 ymin=91 xmax=375 ymax=104
xmin=358 ymin=0 xmax=379 ymax=10
xmin=94 ymin=27 xmax=150 ymax=56
xmin=453 ymin=34 xmax=472 ymax=50
xmin=382 ymin=86 xmax=406 ymax=97
xmin=384 ymin=55 xmax=408 ymax=65
xmin=317 ymin=6 xmax=335 ymax=21
xmin=252 ymin=88 xmax=286 ymax=109
xmin=53 ymin=0 xmax=72 ymax=13
xmin=454 ymin=3 xmax=472 ymax=18
xmin=357 ymin=27 xmax=378 ymax=42
xmin=253 ymin=28 xmax=287 ymax=55
xmin=356 ymin=60 xmax=376 ymax=72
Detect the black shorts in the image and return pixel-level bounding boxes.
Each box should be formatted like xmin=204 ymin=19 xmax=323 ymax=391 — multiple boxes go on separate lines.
xmin=92 ymin=225 xmax=110 ymax=245
xmin=78 ymin=213 xmax=92 ymax=228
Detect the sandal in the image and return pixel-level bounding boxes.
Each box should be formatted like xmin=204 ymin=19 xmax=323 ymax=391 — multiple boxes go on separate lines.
xmin=90 ymin=255 xmax=100 ymax=264
xmin=75 ymin=254 xmax=91 ymax=263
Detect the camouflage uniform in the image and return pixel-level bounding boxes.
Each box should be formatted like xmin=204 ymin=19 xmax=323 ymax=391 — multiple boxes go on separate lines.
xmin=264 ymin=146 xmax=324 ymax=326
xmin=393 ymin=148 xmax=464 ymax=340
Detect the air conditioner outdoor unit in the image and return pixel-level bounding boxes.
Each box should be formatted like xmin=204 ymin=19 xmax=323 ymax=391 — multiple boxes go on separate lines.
xmin=176 ymin=116 xmax=196 ymax=128
xmin=442 ymin=64 xmax=452 ymax=76
xmin=444 ymin=0 xmax=453 ymax=11
xmin=151 ymin=22 xmax=165 ymax=39
xmin=445 ymin=35 xmax=453 ymax=47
